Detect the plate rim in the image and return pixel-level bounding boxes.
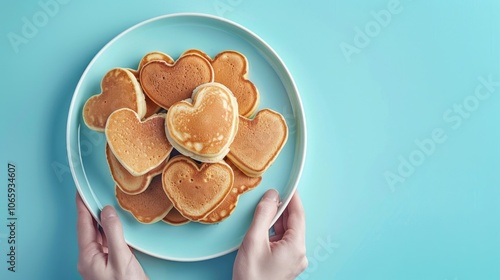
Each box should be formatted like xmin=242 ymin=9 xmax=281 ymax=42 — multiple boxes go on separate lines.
xmin=66 ymin=12 xmax=307 ymax=261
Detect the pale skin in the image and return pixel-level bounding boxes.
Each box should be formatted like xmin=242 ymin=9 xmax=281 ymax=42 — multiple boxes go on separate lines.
xmin=76 ymin=189 xmax=307 ymax=280
xmin=76 ymin=194 xmax=148 ymax=280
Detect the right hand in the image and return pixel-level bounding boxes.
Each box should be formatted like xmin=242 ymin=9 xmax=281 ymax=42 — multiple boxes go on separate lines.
xmin=233 ymin=189 xmax=308 ymax=280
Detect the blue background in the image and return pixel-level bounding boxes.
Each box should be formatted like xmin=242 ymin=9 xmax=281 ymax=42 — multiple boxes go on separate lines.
xmin=1 ymin=0 xmax=499 ymax=279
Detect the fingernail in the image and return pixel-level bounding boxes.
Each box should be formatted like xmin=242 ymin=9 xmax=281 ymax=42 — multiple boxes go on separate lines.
xmin=101 ymin=205 xmax=117 ymax=219
xmin=263 ymin=189 xmax=279 ymax=203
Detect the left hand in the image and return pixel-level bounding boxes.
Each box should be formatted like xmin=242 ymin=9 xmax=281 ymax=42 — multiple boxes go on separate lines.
xmin=76 ymin=193 xmax=148 ymax=280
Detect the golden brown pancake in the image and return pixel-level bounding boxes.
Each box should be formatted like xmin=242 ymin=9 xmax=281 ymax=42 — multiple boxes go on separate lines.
xmin=83 ymin=68 xmax=146 ymax=131
xmin=139 ymin=53 xmax=214 ymax=109
xmin=105 ymin=144 xmax=168 ymax=195
xmin=116 ymin=175 xmax=173 ymax=224
xmin=162 ymin=207 xmax=190 ymax=226
xmin=165 ymin=82 xmax=239 ymax=163
xmin=227 ymin=109 xmax=288 ymax=177
xmin=181 ymin=49 xmax=212 ymax=62
xmin=182 ymin=50 xmax=260 ymax=117
xmin=199 ymin=158 xmax=261 ymax=223
xmin=125 ymin=52 xmax=175 ymax=117
xmin=138 ymin=51 xmax=175 ymax=70
xmin=212 ymin=51 xmax=259 ymax=117
xmin=105 ymin=108 xmax=172 ymax=176
xmin=162 ymin=156 xmax=234 ymax=221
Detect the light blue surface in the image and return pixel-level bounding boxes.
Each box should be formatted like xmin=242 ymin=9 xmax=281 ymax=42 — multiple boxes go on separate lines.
xmin=1 ymin=0 xmax=499 ymax=279
xmin=67 ymin=13 xmax=306 ymax=261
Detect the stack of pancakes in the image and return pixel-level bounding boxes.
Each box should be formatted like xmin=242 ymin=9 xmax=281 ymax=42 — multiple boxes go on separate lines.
xmin=82 ymin=50 xmax=288 ymax=225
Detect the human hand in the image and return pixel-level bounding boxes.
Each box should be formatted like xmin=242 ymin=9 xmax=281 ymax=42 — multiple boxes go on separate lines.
xmin=76 ymin=193 xmax=148 ymax=280
xmin=233 ymin=190 xmax=308 ymax=280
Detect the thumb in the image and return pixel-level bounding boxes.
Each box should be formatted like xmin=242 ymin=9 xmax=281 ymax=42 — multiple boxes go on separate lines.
xmin=100 ymin=205 xmax=131 ymax=266
xmin=246 ymin=189 xmax=280 ymax=243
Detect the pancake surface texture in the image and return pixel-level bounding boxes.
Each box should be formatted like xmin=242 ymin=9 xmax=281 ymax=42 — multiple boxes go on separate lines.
xmin=162 ymin=156 xmax=234 ymax=221
xmin=181 ymin=50 xmax=260 ymax=117
xmin=105 ymin=144 xmax=168 ymax=195
xmin=116 ymin=175 xmax=174 ymax=224
xmin=166 ymin=82 xmax=239 ymax=162
xmin=83 ymin=68 xmax=146 ymax=131
xmin=140 ymin=54 xmax=214 ymax=109
xmin=199 ymin=159 xmax=261 ymax=223
xmin=227 ymin=109 xmax=288 ymax=177
xmin=105 ymin=108 xmax=172 ymax=176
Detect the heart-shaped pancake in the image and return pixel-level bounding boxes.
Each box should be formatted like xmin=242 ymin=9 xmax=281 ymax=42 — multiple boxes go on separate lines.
xmin=139 ymin=53 xmax=214 ymax=109
xmin=166 ymin=82 xmax=239 ymax=162
xmin=116 ymin=175 xmax=173 ymax=224
xmin=212 ymin=51 xmax=260 ymax=118
xmin=182 ymin=50 xmax=260 ymax=117
xmin=105 ymin=144 xmax=169 ymax=195
xmin=227 ymin=109 xmax=288 ymax=177
xmin=105 ymin=108 xmax=172 ymax=176
xmin=83 ymin=68 xmax=146 ymax=131
xmin=199 ymin=158 xmax=261 ymax=224
xmin=162 ymin=156 xmax=234 ymax=221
